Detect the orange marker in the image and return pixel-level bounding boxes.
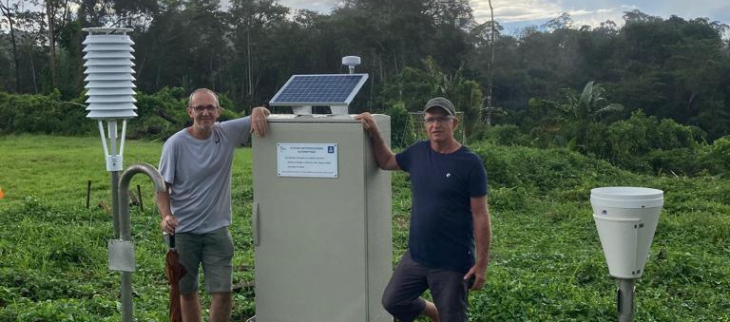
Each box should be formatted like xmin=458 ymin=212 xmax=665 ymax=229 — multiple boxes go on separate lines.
xmin=0 ymin=188 xmax=4 ymax=199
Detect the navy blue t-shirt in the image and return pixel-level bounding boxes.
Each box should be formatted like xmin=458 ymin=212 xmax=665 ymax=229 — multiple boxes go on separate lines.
xmin=396 ymin=141 xmax=488 ymax=273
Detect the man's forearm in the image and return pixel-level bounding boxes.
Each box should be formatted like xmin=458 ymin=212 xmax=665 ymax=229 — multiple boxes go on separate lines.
xmin=367 ymin=128 xmax=396 ymax=169
xmin=355 ymin=113 xmax=399 ymax=170
xmin=474 ymin=211 xmax=492 ymax=268
xmin=156 ymin=191 xmax=172 ymax=219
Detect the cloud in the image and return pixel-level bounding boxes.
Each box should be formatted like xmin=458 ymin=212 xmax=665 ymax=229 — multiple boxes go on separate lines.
xmin=277 ymin=0 xmax=338 ymax=13
xmin=472 ymin=0 xmax=564 ymax=23
xmin=472 ymin=0 xmax=639 ymax=26
xmin=267 ymin=0 xmax=728 ymax=27
xmin=235 ymin=0 xmax=730 ymax=38
xmin=569 ymin=5 xmax=638 ymax=27
xmin=471 ymin=2 xmax=651 ymax=36
xmin=275 ymin=0 xmax=623 ymax=27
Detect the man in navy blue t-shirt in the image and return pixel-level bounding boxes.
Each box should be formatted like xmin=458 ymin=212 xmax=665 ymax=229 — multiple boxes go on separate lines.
xmin=356 ymin=97 xmax=492 ymax=322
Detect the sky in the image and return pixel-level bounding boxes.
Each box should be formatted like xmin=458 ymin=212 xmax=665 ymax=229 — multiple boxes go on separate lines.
xmin=267 ymin=0 xmax=730 ymax=36
xmin=3 ymin=0 xmax=729 ymax=37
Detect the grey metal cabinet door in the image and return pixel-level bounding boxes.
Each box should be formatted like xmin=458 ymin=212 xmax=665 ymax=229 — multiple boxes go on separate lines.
xmin=252 ymin=121 xmax=369 ymax=322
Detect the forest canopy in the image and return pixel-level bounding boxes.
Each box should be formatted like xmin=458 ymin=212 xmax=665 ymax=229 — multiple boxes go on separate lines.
xmin=1 ymin=0 xmax=729 ymax=174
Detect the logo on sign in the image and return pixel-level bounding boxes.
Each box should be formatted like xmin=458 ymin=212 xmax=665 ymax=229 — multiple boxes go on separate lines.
xmin=328 ymin=146 xmax=335 ymax=153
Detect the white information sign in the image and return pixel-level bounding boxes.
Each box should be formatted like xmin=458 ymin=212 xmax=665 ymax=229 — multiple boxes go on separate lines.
xmin=277 ymin=143 xmax=338 ymax=178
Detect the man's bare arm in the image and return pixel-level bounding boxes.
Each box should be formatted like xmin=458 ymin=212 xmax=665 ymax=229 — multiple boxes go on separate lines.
xmin=156 ymin=183 xmax=178 ymax=234
xmin=354 ymin=112 xmax=399 ymax=170
xmin=464 ymin=195 xmax=492 ymax=290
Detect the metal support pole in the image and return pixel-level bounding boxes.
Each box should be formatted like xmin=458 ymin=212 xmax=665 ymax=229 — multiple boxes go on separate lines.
xmin=618 ymin=279 xmax=635 ymax=322
xmin=86 ymin=180 xmax=92 ymax=209
xmin=121 ymin=271 xmax=133 ymax=322
xmin=111 ymin=171 xmax=120 ymax=238
xmin=117 ymin=163 xmax=166 ymax=322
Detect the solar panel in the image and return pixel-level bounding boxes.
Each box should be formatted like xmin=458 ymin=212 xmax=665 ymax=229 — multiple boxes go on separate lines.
xmin=269 ymin=74 xmax=368 ymax=106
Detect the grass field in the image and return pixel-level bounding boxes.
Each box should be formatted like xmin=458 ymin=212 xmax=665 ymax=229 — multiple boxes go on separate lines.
xmin=0 ymin=134 xmax=729 ymax=321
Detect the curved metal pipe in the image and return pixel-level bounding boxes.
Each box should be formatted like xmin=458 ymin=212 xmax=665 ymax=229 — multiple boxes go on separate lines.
xmin=118 ymin=163 xmax=166 ymax=239
xmin=117 ymin=162 xmax=165 ymax=322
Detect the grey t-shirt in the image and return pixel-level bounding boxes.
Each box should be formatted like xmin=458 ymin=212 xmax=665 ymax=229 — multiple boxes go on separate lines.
xmin=159 ymin=117 xmax=251 ymax=233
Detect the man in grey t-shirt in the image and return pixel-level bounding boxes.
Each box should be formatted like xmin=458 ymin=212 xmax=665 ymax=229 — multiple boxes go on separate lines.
xmin=157 ymin=88 xmax=269 ymax=322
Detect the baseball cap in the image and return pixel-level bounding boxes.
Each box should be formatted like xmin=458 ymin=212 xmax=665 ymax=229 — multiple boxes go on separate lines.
xmin=423 ymin=97 xmax=456 ymax=117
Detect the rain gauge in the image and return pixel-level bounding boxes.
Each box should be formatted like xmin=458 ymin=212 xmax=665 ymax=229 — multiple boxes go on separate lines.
xmin=249 ymin=56 xmax=393 ymax=322
xmin=591 ymin=187 xmax=664 ymax=322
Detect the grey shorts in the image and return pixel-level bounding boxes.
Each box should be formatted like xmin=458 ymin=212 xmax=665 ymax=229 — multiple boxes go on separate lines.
xmin=381 ymin=251 xmax=470 ymax=322
xmin=174 ymin=226 xmax=234 ymax=295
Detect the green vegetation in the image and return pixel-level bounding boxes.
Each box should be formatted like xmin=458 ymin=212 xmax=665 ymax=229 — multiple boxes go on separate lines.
xmin=0 ymin=135 xmax=254 ymax=321
xmin=2 ymin=1 xmax=729 ymax=139
xmin=2 ymin=1 xmax=728 ymax=320
xmin=0 ymin=89 xmax=242 ymax=141
xmin=2 ymin=3 xmax=728 ymax=180
xmin=4 ymin=87 xmax=725 ymax=177
xmin=1 ymin=135 xmax=728 ymax=321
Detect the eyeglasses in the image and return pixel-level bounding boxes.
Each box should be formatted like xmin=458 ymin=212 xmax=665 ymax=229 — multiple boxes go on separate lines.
xmin=191 ymin=105 xmax=218 ymax=114
xmin=424 ymin=116 xmax=454 ymax=124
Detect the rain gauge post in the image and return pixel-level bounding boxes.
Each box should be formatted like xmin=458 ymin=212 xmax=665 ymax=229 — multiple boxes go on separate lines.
xmin=82 ymin=27 xmax=165 ymax=322
xmin=591 ymin=187 xmax=664 ymax=322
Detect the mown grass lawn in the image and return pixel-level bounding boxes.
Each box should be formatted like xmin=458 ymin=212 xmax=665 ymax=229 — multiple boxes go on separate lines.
xmin=0 ymin=134 xmax=728 ymax=321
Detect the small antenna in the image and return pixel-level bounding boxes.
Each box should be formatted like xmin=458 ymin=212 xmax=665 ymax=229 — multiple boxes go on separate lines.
xmin=342 ymin=56 xmax=361 ymax=74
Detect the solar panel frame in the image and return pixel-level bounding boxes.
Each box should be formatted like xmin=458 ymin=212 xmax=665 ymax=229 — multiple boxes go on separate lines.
xmin=269 ymin=74 xmax=369 ymax=107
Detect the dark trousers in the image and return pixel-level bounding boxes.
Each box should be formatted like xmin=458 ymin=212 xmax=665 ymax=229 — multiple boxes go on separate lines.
xmin=381 ymin=251 xmax=469 ymax=322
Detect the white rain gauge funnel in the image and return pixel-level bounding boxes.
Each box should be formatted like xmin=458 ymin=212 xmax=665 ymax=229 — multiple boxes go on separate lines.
xmin=591 ymin=186 xmax=664 ymax=322
xmin=82 ymin=27 xmax=138 ymax=322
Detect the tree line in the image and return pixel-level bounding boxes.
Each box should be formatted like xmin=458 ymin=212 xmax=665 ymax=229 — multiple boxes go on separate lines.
xmin=1 ymin=0 xmax=729 ymax=171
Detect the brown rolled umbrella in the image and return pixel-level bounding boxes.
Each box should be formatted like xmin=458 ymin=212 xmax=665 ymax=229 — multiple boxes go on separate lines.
xmin=165 ymin=233 xmax=187 ymax=322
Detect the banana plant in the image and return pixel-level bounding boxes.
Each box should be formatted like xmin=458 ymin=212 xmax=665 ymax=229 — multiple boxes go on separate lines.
xmin=574 ymin=81 xmax=624 ymax=121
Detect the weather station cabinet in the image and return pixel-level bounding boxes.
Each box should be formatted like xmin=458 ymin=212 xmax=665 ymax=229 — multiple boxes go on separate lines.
xmin=252 ymin=114 xmax=392 ymax=322
xmin=250 ymin=61 xmax=393 ymax=322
